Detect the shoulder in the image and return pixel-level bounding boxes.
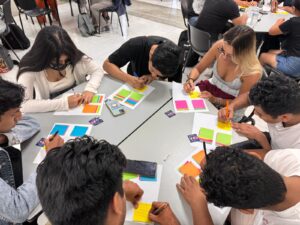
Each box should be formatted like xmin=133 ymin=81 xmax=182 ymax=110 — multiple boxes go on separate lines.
xmin=17 ymin=71 xmax=40 ymax=82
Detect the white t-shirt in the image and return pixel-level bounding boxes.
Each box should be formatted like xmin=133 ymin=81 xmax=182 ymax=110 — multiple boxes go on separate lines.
xmin=269 ymin=122 xmax=300 ymax=150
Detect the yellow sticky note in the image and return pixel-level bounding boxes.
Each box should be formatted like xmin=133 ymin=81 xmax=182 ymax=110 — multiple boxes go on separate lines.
xmin=134 ymin=86 xmax=148 ymax=93
xmin=133 ymin=202 xmax=152 ymax=223
xmin=217 ymin=121 xmax=232 ymax=131
xmin=189 ymin=91 xmax=201 ymax=99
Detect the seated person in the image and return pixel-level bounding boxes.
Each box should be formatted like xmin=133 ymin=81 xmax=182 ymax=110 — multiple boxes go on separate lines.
xmin=103 ymin=36 xmax=184 ymax=89
xmin=178 ymin=147 xmax=300 ymax=225
xmin=0 ymin=78 xmax=62 ymax=225
xmin=219 ymin=74 xmax=300 ymax=151
xmin=36 ymin=136 xmax=180 ymax=225
xmin=17 ymin=25 xmax=104 ymax=113
xmin=271 ymin=0 xmax=294 ymax=13
xmin=260 ymin=0 xmax=300 ymax=79
xmin=184 ymin=25 xmax=262 ymax=121
xmin=90 ymin=0 xmax=113 ymax=30
xmin=190 ymin=0 xmax=248 ymax=41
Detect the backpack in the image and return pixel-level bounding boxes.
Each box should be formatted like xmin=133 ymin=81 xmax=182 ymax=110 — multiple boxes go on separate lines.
xmin=1 ymin=24 xmax=30 ymax=50
xmin=178 ymin=30 xmax=199 ymax=67
xmin=78 ymin=13 xmax=96 ymax=37
xmin=0 ymin=45 xmax=14 ymax=73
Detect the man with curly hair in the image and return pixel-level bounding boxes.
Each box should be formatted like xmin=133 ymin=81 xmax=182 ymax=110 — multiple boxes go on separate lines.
xmin=177 ymin=146 xmax=300 ymax=225
xmin=218 ymin=74 xmax=300 ymax=151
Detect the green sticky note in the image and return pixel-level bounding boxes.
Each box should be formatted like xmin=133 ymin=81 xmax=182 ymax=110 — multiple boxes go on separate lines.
xmin=129 ymin=92 xmax=144 ymax=101
xmin=118 ymin=89 xmax=131 ymax=98
xmin=198 ymin=128 xmax=214 ymax=143
xmin=91 ymin=95 xmax=100 ymax=103
xmin=122 ymin=172 xmax=138 ymax=181
xmin=216 ymin=133 xmax=232 ymax=146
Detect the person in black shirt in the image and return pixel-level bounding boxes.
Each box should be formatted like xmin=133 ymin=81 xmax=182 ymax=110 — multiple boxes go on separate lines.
xmin=260 ymin=0 xmax=300 ymax=79
xmin=103 ymin=36 xmax=184 ymax=89
xmin=271 ymin=0 xmax=294 ymax=13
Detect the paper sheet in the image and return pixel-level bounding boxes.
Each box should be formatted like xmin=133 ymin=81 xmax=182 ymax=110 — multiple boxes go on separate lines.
xmin=33 ymin=123 xmax=92 ymax=164
xmin=172 ymin=82 xmax=209 ymax=113
xmin=108 ymin=84 xmax=155 ymax=109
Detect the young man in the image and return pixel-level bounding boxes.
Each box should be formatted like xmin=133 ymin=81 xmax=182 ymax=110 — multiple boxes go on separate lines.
xmin=103 ymin=36 xmax=184 ymax=89
xmin=260 ymin=0 xmax=300 ymax=79
xmin=218 ymin=74 xmax=300 ymax=150
xmin=36 ymin=137 xmax=180 ymax=225
xmin=177 ymin=146 xmax=300 ymax=225
xmin=0 ymin=78 xmax=62 ymax=225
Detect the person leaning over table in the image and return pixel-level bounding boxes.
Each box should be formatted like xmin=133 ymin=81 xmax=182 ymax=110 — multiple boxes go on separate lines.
xmin=103 ymin=36 xmax=184 ymax=89
xmin=17 ymin=25 xmax=104 ymax=113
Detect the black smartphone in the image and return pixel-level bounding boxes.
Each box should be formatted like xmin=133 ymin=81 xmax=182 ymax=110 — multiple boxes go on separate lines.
xmin=124 ymin=159 xmax=157 ymax=178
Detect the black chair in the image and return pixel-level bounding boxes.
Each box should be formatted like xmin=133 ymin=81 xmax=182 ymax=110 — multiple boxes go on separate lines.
xmin=263 ymin=64 xmax=300 ymax=84
xmin=69 ymin=0 xmax=92 ymax=16
xmin=180 ymin=0 xmax=197 ymax=28
xmin=14 ymin=0 xmax=53 ymax=31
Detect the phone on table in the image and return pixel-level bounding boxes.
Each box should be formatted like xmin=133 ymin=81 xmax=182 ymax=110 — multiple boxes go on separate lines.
xmin=124 ymin=159 xmax=157 ymax=178
xmin=259 ymin=9 xmax=268 ymax=15
xmin=105 ymin=99 xmax=125 ymax=117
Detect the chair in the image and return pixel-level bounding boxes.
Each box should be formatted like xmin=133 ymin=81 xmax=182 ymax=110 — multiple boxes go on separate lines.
xmin=69 ymin=0 xmax=92 ymax=16
xmin=0 ymin=0 xmax=22 ymax=60
xmin=263 ymin=64 xmax=300 ymax=84
xmin=14 ymin=0 xmax=53 ymax=31
xmin=182 ymin=24 xmax=212 ymax=72
xmin=180 ymin=0 xmax=197 ymax=28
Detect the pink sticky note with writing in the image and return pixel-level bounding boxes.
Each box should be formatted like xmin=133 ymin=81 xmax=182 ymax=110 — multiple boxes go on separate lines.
xmin=175 ymin=100 xmax=188 ymax=110
xmin=192 ymin=99 xmax=205 ymax=109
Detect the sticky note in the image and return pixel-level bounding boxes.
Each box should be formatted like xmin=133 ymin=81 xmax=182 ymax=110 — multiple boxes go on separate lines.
xmin=192 ymin=99 xmax=205 ymax=110
xmin=50 ymin=124 xmax=69 ymax=136
xmin=70 ymin=126 xmax=89 ymax=137
xmin=198 ymin=128 xmax=214 ymax=143
xmin=189 ymin=91 xmax=201 ymax=99
xmin=140 ymin=176 xmax=157 ymax=182
xmin=216 ymin=133 xmax=232 ymax=146
xmin=91 ymin=95 xmax=103 ymax=103
xmin=217 ymin=121 xmax=232 ymax=131
xmin=179 ymin=161 xmax=201 ymax=177
xmin=134 ymin=86 xmax=148 ymax=93
xmin=129 ymin=92 xmax=144 ymax=101
xmin=175 ymin=100 xmax=188 ymax=110
xmin=133 ymin=202 xmax=152 ymax=223
xmin=125 ymin=98 xmax=138 ymax=106
xmin=118 ymin=89 xmax=131 ymax=98
xmin=192 ymin=150 xmax=205 ymax=165
xmin=82 ymin=104 xmax=99 ymax=113
xmin=123 ymin=172 xmax=138 ymax=181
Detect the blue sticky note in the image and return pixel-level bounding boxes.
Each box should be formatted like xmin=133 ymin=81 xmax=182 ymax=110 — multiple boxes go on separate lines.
xmin=50 ymin=124 xmax=69 ymax=136
xmin=139 ymin=176 xmax=157 ymax=182
xmin=70 ymin=126 xmax=89 ymax=137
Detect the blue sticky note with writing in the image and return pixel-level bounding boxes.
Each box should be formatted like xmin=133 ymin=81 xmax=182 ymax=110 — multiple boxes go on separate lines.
xmin=50 ymin=124 xmax=69 ymax=136
xmin=70 ymin=126 xmax=89 ymax=137
xmin=139 ymin=176 xmax=157 ymax=182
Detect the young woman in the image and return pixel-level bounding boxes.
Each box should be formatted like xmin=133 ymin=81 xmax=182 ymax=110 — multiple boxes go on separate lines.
xmin=184 ymin=25 xmax=262 ymax=121
xmin=17 ymin=26 xmax=104 ymax=113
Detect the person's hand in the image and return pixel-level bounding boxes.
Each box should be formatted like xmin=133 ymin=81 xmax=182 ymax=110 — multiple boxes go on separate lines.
xmin=44 ymin=134 xmax=64 ymax=152
xmin=140 ymin=75 xmax=154 ymax=85
xmin=183 ymin=79 xmax=195 ymax=93
xmin=149 ymin=202 xmax=180 ymax=225
xmin=218 ymin=105 xmax=234 ymax=122
xmin=249 ymin=1 xmax=258 ymax=6
xmin=0 ymin=134 xmax=8 ymax=145
xmin=68 ymin=94 xmax=83 ymax=108
xmin=276 ymin=18 xmax=285 ymax=24
xmin=231 ymin=122 xmax=262 ymax=139
xmin=128 ymin=76 xmax=146 ymax=89
xmin=81 ymin=91 xmax=94 ymax=104
xmin=176 ymin=175 xmax=207 ymax=208
xmin=123 ymin=180 xmax=144 ymax=208
xmin=271 ymin=0 xmax=278 ymax=12
xmin=201 ymin=91 xmax=216 ymax=103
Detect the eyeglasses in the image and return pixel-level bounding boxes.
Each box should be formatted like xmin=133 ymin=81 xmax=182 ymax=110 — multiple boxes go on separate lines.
xmin=218 ymin=46 xmax=233 ymax=59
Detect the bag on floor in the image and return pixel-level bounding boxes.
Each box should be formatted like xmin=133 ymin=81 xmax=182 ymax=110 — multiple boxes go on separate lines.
xmin=1 ymin=24 xmax=30 ymax=50
xmin=78 ymin=13 xmax=96 ymax=37
xmin=0 ymin=45 xmax=14 ymax=73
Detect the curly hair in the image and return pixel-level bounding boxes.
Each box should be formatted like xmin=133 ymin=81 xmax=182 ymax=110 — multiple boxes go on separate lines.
xmin=36 ymin=136 xmax=127 ymax=225
xmin=249 ymin=74 xmax=300 ymax=118
xmin=200 ymin=147 xmax=286 ymax=209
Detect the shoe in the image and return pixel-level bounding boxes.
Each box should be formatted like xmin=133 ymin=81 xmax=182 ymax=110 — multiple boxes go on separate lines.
xmin=102 ymin=14 xmax=110 ymax=22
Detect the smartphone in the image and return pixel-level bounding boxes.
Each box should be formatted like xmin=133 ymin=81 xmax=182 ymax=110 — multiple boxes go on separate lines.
xmin=105 ymin=99 xmax=125 ymax=117
xmin=259 ymin=9 xmax=268 ymax=15
xmin=124 ymin=159 xmax=157 ymax=178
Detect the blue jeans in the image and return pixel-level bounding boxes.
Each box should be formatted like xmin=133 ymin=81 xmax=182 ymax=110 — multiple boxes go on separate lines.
xmin=276 ymin=55 xmax=300 ymax=79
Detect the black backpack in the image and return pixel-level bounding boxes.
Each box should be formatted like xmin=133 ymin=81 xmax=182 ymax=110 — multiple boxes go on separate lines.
xmin=1 ymin=24 xmax=30 ymax=50
xmin=178 ymin=30 xmax=199 ymax=67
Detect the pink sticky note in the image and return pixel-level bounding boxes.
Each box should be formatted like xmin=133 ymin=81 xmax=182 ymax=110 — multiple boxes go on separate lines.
xmin=192 ymin=99 xmax=205 ymax=109
xmin=175 ymin=100 xmax=188 ymax=110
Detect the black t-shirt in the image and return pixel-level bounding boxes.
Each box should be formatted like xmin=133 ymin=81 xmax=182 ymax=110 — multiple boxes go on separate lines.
xmin=278 ymin=0 xmax=293 ymax=6
xmin=279 ymin=17 xmax=300 ymax=57
xmin=108 ymin=36 xmax=182 ymax=82
xmin=195 ymin=0 xmax=240 ymax=37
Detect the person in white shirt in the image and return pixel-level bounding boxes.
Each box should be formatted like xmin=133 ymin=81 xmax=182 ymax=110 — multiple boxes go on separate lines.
xmin=177 ymin=147 xmax=300 ymax=225
xmin=17 ymin=25 xmax=104 ymax=113
xmin=218 ymin=74 xmax=300 ymax=151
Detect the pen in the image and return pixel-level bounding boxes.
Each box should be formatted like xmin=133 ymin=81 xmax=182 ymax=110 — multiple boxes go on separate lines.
xmin=203 ymin=141 xmax=208 ymax=158
xmin=49 ymin=131 xmax=59 ymax=142
xmin=152 ymin=203 xmax=168 ymax=215
xmin=226 ymin=100 xmax=229 ymax=120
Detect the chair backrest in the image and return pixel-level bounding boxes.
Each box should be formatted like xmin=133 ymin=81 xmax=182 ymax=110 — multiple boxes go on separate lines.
xmin=181 ymin=0 xmax=196 ymax=27
xmin=189 ymin=24 xmax=211 ymax=55
xmin=2 ymin=0 xmax=14 ymax=24
xmin=14 ymin=0 xmax=37 ymax=11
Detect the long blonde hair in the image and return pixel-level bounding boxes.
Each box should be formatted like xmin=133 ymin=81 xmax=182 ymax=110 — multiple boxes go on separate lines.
xmin=224 ymin=25 xmax=262 ymax=76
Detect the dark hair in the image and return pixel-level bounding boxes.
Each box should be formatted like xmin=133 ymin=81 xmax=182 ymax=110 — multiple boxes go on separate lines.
xmin=200 ymin=147 xmax=287 ymax=209
xmin=293 ymin=0 xmax=300 ymax=11
xmin=36 ymin=136 xmax=127 ymax=225
xmin=151 ymin=41 xmax=183 ymax=77
xmin=249 ymin=74 xmax=300 ymax=118
xmin=0 ymin=78 xmax=24 ymax=117
xmin=17 ymin=25 xmax=84 ymax=79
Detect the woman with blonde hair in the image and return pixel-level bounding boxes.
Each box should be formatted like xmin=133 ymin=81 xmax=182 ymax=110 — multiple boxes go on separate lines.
xmin=184 ymin=25 xmax=262 ymax=121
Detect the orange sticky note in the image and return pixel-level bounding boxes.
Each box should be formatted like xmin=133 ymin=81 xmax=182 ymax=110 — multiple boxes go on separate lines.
xmin=192 ymin=151 xmax=205 ymax=165
xmin=82 ymin=104 xmax=99 ymax=113
xmin=179 ymin=161 xmax=201 ymax=177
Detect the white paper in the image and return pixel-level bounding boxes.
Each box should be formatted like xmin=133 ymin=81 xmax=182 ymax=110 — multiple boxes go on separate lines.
xmin=172 ymin=82 xmax=209 ymax=113
xmin=108 ymin=84 xmax=155 ymax=109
